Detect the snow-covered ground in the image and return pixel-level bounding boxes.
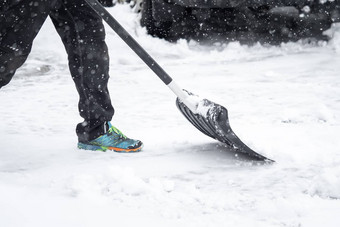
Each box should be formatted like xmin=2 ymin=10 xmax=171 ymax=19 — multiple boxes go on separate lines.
xmin=1 ymin=4 xmax=340 ymax=227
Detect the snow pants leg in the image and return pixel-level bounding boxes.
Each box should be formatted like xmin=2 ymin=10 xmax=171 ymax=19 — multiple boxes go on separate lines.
xmin=0 ymin=0 xmax=51 ymax=87
xmin=50 ymin=0 xmax=115 ymax=142
xmin=0 ymin=0 xmax=115 ymax=142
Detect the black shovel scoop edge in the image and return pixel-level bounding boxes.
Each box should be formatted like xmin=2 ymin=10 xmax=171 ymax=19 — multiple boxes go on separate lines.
xmin=85 ymin=0 xmax=274 ymax=163
xmin=176 ymin=93 xmax=274 ymax=162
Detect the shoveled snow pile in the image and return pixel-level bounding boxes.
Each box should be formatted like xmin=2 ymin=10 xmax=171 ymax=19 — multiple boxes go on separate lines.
xmin=0 ymin=4 xmax=340 ymax=227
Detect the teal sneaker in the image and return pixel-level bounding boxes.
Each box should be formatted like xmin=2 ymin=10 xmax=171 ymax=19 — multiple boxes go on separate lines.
xmin=78 ymin=122 xmax=143 ymax=152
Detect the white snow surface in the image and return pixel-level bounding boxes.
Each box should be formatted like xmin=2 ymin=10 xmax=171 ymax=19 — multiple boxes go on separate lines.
xmin=1 ymin=4 xmax=340 ymax=227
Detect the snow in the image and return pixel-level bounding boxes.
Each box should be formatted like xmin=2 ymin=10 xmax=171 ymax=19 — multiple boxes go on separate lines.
xmin=1 ymin=4 xmax=340 ymax=227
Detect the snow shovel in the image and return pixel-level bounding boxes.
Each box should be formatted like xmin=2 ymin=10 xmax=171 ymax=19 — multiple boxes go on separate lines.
xmin=85 ymin=0 xmax=274 ymax=162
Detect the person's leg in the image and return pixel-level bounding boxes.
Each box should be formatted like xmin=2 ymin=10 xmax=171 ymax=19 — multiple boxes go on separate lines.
xmin=49 ymin=0 xmax=115 ymax=142
xmin=0 ymin=0 xmax=52 ymax=88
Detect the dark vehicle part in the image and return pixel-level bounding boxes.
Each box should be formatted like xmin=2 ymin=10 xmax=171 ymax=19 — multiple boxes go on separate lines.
xmin=98 ymin=0 xmax=115 ymax=7
xmin=141 ymin=0 xmax=340 ymax=43
xmin=140 ymin=0 xmax=174 ymax=38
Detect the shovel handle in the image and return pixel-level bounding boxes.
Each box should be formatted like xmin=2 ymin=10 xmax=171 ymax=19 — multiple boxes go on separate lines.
xmin=84 ymin=0 xmax=173 ymax=85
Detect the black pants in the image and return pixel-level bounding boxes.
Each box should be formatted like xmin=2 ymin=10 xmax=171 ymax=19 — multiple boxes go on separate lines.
xmin=0 ymin=0 xmax=115 ymax=142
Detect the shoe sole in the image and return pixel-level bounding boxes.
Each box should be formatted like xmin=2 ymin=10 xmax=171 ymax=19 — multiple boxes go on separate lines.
xmin=78 ymin=142 xmax=142 ymax=153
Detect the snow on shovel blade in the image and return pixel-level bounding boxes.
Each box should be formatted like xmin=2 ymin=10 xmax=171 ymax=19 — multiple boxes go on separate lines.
xmin=176 ymin=94 xmax=274 ymax=162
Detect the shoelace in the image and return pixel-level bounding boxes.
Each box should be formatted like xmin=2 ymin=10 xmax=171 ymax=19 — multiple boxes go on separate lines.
xmin=108 ymin=124 xmax=127 ymax=139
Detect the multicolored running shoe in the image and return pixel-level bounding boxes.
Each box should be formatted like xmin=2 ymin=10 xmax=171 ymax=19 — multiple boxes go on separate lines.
xmin=78 ymin=122 xmax=143 ymax=152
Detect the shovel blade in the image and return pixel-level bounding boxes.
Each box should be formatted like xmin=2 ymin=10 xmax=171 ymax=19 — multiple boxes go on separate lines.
xmin=176 ymin=97 xmax=274 ymax=162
